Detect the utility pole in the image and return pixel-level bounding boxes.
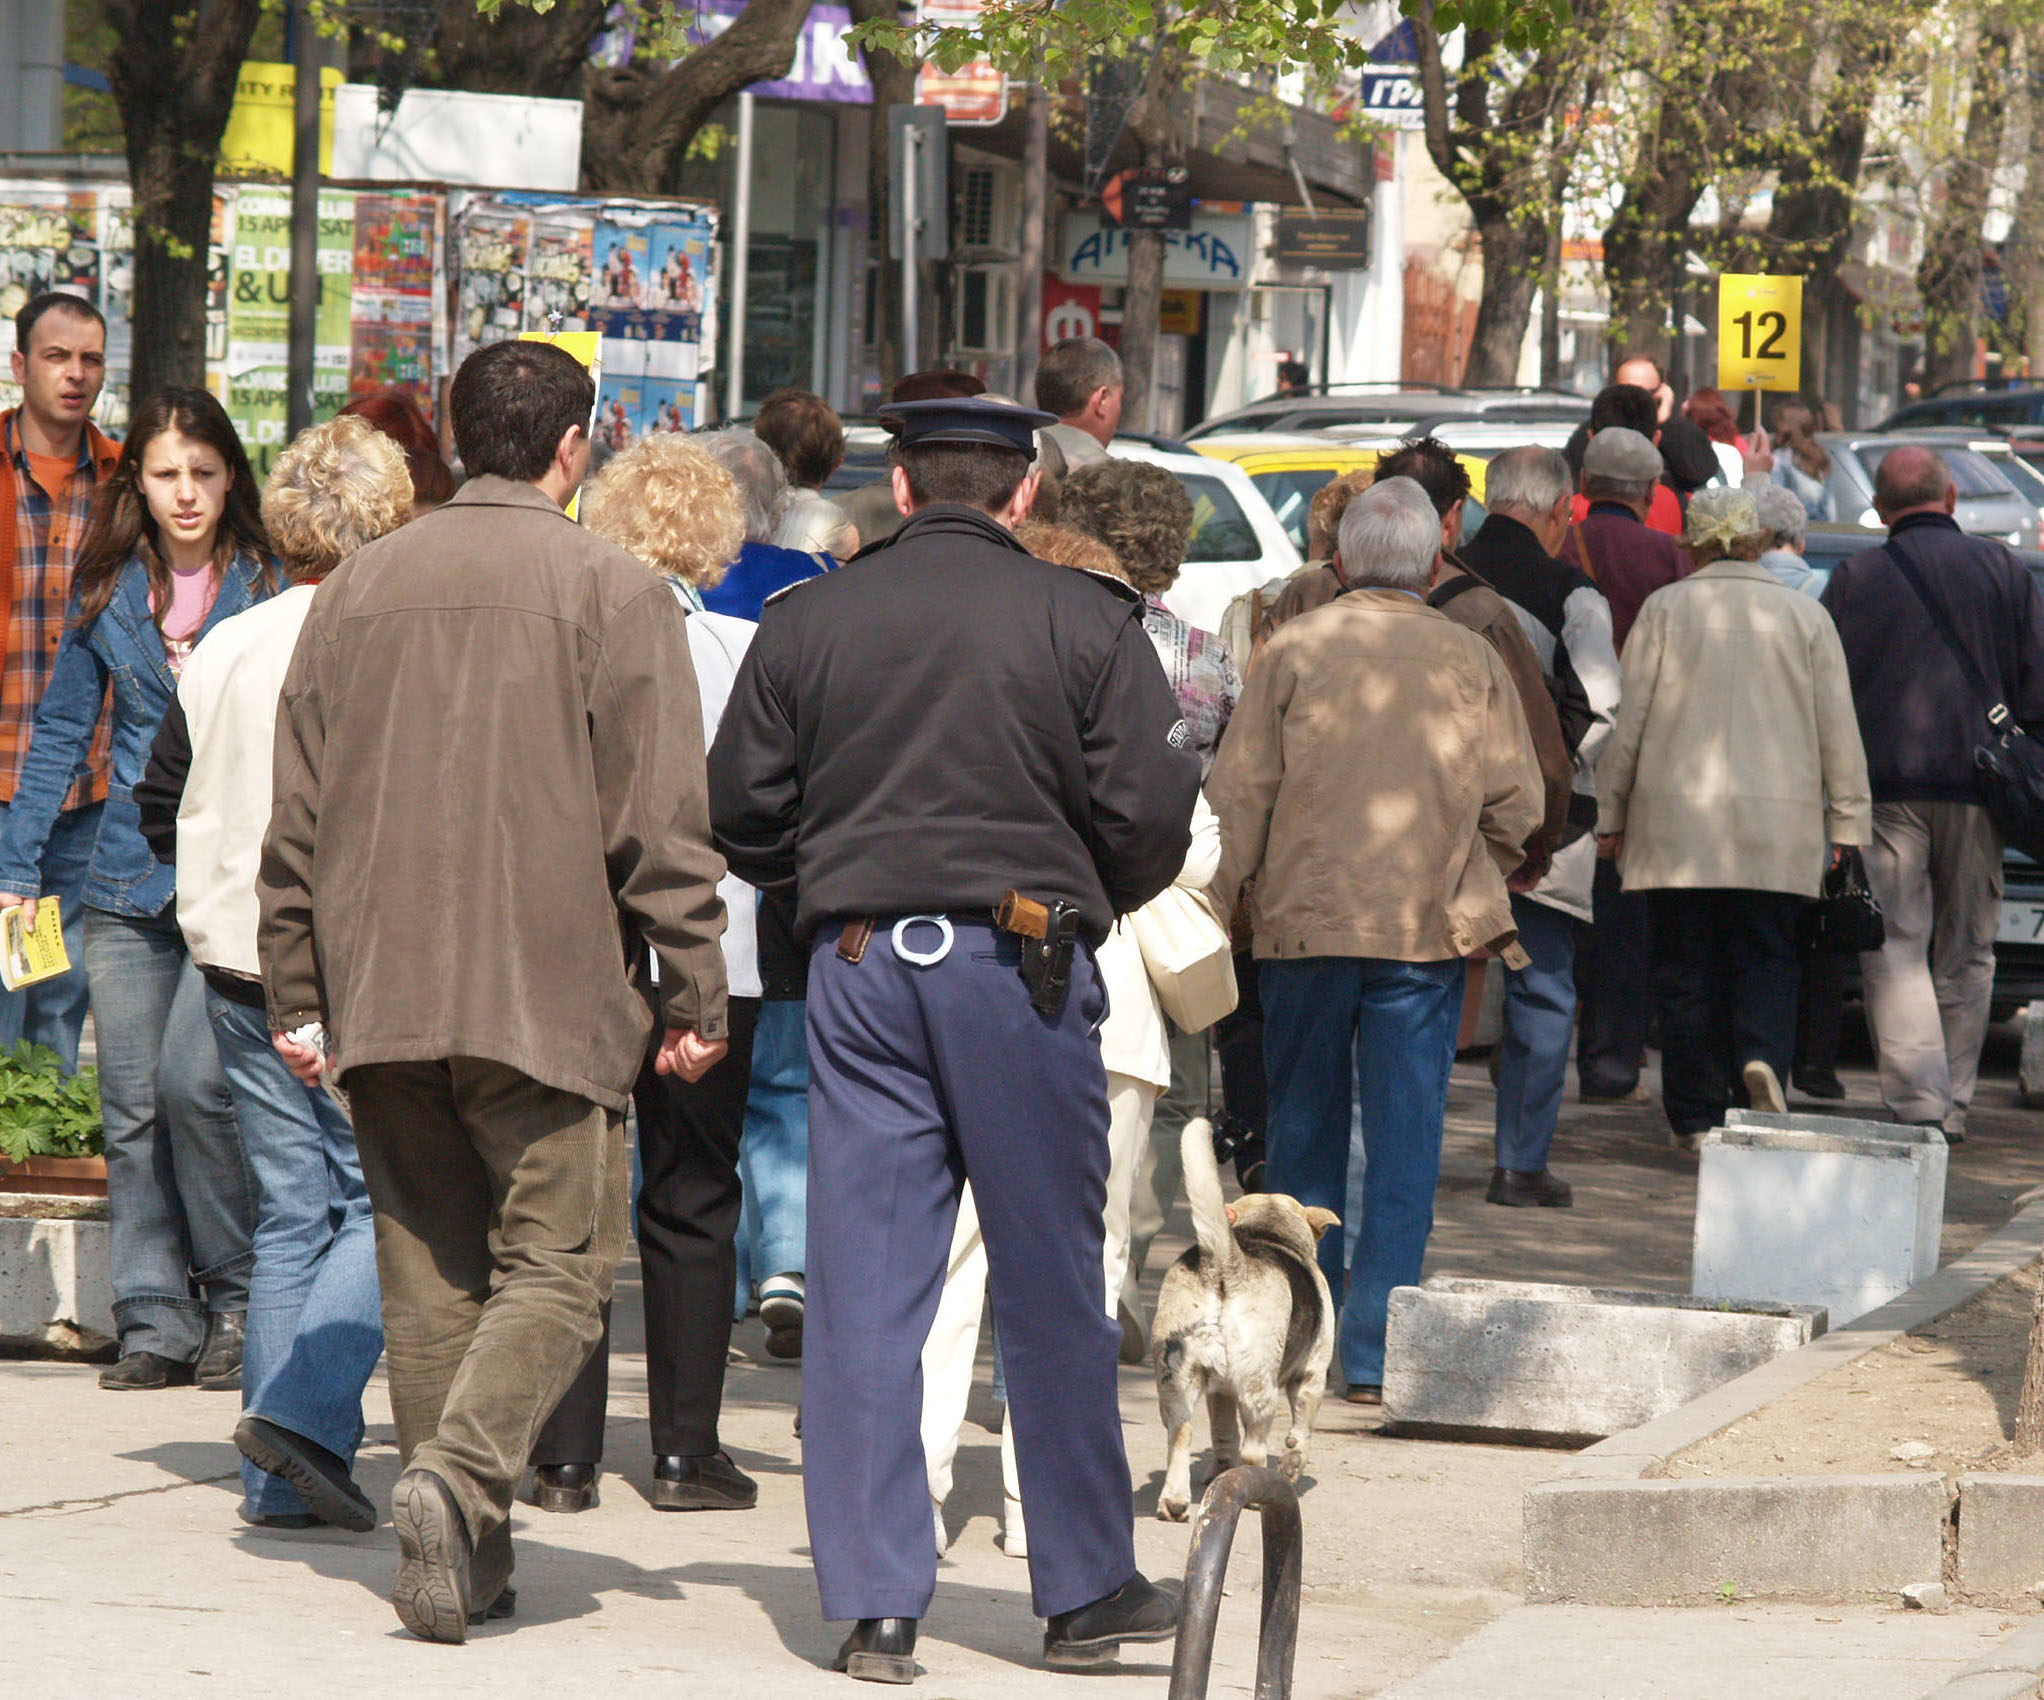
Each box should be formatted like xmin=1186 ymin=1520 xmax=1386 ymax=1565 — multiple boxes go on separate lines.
xmin=725 ymin=91 xmax=755 ymax=420
xmin=1015 ymin=83 xmax=1047 ymax=402
xmin=286 ymin=1 xmax=322 ymax=439
xmin=900 ymin=119 xmax=921 ymax=373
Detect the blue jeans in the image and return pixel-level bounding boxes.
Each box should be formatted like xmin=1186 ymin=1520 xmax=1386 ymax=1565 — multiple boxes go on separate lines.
xmin=207 ymin=991 xmax=383 ymax=1518
xmin=1496 ymin=896 xmax=1578 ymax=1174
xmin=83 ymin=908 xmax=253 ymax=1360
xmin=1260 ymin=955 xmax=1463 ymax=1385
xmin=0 ymin=801 xmax=98 ymax=1071
xmin=736 ymin=996 xmax=808 ymax=1306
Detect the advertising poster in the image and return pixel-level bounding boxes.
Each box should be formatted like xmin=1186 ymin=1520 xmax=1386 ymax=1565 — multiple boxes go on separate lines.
xmin=351 ymin=192 xmax=443 ymax=412
xmin=454 ymin=204 xmax=529 ymax=360
xmin=648 ymin=221 xmax=708 ymax=314
xmin=594 ymin=219 xmax=652 ymax=311
xmin=0 ymin=190 xmax=100 ymax=327
xmin=225 ymin=187 xmax=357 ymax=475
xmin=526 ymin=216 xmax=593 ymax=333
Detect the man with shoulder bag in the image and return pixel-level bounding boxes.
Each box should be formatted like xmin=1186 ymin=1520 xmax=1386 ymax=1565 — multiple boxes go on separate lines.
xmin=1823 ymin=446 xmax=2044 ymax=1140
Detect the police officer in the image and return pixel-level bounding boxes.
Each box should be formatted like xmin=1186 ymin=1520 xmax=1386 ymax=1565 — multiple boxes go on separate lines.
xmin=709 ymin=397 xmax=1199 ymax=1683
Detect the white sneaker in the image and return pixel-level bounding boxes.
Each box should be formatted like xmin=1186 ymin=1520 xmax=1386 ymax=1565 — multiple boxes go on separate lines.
xmin=999 ymin=1492 xmax=1028 ymax=1559
xmin=759 ymin=1272 xmax=804 ymax=1360
xmin=1742 ymin=1060 xmax=1788 ymax=1115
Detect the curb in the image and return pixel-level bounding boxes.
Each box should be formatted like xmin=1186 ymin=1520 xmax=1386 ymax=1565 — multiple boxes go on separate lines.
xmin=1911 ymin=1615 xmax=2044 ymax=1699
xmin=1524 ymin=1199 xmax=2044 ymax=1604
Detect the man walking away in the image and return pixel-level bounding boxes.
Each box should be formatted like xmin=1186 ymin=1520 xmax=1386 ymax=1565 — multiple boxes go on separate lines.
xmin=1458 ymin=446 xmax=1622 ymax=1203
xmin=0 ymin=293 xmax=118 ymax=1069
xmin=711 ymin=396 xmax=1197 ymax=1682
xmin=1034 ymin=337 xmax=1123 ymax=468
xmin=1823 ymin=446 xmax=2044 ymax=1140
xmin=258 ymin=340 xmax=731 ymax=1642
xmin=1208 ymin=478 xmax=1542 ymax=1403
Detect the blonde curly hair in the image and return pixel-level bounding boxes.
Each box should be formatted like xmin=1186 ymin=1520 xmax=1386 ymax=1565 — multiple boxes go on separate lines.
xmin=261 ymin=414 xmax=413 ymax=582
xmin=582 ymin=431 xmax=746 ymax=588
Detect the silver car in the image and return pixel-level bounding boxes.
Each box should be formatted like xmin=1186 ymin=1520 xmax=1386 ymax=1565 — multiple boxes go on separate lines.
xmin=1821 ymin=432 xmax=2043 ymax=547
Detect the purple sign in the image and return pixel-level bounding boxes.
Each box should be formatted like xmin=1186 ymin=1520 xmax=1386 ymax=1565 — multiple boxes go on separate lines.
xmin=596 ymin=1 xmax=872 ymax=103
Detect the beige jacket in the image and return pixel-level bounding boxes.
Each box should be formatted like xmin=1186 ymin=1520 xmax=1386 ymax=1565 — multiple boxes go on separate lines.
xmin=258 ymin=477 xmax=729 ymax=1111
xmin=1207 ymin=589 xmax=1543 ymax=967
xmin=1596 ymin=557 xmax=1872 ymax=896
xmin=1097 ymin=793 xmax=1222 ymax=1091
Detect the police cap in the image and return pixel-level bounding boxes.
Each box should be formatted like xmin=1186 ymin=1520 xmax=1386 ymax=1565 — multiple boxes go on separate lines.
xmin=879 ymin=396 xmax=1057 ymax=457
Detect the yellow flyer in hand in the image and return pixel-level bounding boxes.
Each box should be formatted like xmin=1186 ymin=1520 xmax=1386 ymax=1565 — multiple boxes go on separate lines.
xmin=0 ymin=897 xmax=70 ymax=991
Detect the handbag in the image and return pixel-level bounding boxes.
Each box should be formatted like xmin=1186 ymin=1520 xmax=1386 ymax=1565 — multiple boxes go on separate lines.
xmin=1884 ymin=537 xmax=2044 ymax=861
xmin=1128 ymin=884 xmax=1238 ymax=1033
xmin=1801 ymin=845 xmax=1886 ymax=955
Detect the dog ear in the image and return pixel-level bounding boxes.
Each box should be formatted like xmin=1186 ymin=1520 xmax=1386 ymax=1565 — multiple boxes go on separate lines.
xmin=1302 ymin=1207 xmax=1340 ymax=1240
xmin=1225 ymin=1203 xmax=1239 ymax=1226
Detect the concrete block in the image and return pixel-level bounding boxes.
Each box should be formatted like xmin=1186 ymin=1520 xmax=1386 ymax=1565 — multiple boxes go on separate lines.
xmin=1693 ymin=1112 xmax=1947 ymax=1328
xmin=2023 ymin=1001 xmax=2044 ymax=1107
xmin=1383 ymin=1277 xmax=1826 ymax=1443
xmin=1525 ymin=1474 xmax=1949 ymax=1604
xmin=1958 ymin=1476 xmax=2044 ymax=1602
xmin=0 ymin=1216 xmax=114 ymax=1352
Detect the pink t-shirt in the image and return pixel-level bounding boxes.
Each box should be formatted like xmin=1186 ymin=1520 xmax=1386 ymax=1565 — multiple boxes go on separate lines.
xmin=154 ymin=564 xmax=218 ymax=675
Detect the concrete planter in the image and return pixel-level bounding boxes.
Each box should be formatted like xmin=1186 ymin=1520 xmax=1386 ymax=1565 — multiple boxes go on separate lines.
xmin=1692 ymin=1111 xmax=1946 ymax=1329
xmin=1383 ymin=1277 xmax=1826 ymax=1444
xmin=0 ymin=1214 xmax=115 ymax=1355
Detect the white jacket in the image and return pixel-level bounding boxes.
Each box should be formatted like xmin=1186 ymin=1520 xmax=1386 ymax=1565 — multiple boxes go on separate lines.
xmin=676 ymin=592 xmax=761 ymax=997
xmin=1097 ymin=793 xmax=1222 ymax=1090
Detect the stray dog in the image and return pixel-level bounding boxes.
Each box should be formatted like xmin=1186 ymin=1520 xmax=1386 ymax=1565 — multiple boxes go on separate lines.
xmin=1151 ymin=1117 xmax=1338 ymax=1521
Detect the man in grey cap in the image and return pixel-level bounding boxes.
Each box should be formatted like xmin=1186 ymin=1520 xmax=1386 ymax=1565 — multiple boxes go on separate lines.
xmin=1558 ymin=425 xmax=1690 ymax=1108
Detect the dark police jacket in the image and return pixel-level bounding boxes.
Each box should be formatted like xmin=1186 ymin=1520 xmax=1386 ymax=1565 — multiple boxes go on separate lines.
xmin=708 ymin=504 xmax=1199 ymax=946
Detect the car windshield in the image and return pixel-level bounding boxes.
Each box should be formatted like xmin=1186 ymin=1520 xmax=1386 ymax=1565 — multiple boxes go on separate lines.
xmin=1855 ymin=445 xmax=2016 ymax=501
xmin=1992 ymin=453 xmax=2044 ymax=508
xmin=1177 ymin=473 xmax=1260 ymax=563
xmin=1249 ymin=467 xmax=1360 ymax=554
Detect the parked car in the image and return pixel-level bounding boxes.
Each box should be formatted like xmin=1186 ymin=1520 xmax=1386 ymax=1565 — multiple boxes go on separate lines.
xmin=1818 ymin=434 xmax=2042 ymax=547
xmin=1879 ymin=383 xmax=2044 ymax=433
xmin=1184 ymin=386 xmax=1586 ymax=441
xmin=1191 ymin=433 xmax=1490 ymax=556
xmin=1105 ymin=440 xmax=1302 ymax=632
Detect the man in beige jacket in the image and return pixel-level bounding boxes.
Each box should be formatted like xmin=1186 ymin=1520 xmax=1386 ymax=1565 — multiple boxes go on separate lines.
xmin=1207 ymin=478 xmax=1543 ymax=1401
xmin=259 ymin=340 xmax=730 ymax=1643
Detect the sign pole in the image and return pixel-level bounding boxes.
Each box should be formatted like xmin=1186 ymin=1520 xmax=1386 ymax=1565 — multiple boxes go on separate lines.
xmin=286 ymin=1 xmax=321 ymax=439
xmin=725 ymin=90 xmax=755 ymax=420
xmin=901 ymin=119 xmax=921 ymax=373
xmin=1016 ymin=82 xmax=1047 ymax=397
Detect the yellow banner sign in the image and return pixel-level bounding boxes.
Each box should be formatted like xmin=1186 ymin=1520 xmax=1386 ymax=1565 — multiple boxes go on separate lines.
xmin=1717 ymin=274 xmax=1803 ymax=392
xmin=219 ymin=63 xmax=341 ymax=178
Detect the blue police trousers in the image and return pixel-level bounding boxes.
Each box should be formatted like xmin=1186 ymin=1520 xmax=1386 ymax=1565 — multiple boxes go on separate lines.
xmin=803 ymin=916 xmax=1137 ymax=1622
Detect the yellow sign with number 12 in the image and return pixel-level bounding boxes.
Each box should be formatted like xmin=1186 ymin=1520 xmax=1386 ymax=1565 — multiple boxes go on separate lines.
xmin=1717 ymin=274 xmax=1803 ymax=391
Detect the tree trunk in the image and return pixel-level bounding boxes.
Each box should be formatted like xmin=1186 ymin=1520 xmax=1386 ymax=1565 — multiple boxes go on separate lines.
xmin=416 ymin=0 xmax=612 ymax=96
xmin=108 ymin=0 xmax=264 ymax=402
xmin=1121 ymin=230 xmax=1165 ymax=431
xmin=1465 ymin=213 xmax=1542 ymax=385
xmin=1919 ymin=26 xmax=2015 ymax=392
xmin=851 ymin=0 xmax=921 ymax=389
xmin=2016 ymin=1266 xmax=2044 ymax=1451
xmin=582 ymin=0 xmax=820 ymax=195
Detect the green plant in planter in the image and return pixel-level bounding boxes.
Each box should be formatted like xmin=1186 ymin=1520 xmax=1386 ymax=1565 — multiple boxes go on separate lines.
xmin=0 ymin=1040 xmax=104 ymax=1163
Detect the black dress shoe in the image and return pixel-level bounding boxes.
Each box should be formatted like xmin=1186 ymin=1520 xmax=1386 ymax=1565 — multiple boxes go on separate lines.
xmin=234 ymin=1415 xmax=376 ymax=1532
xmin=1043 ymin=1573 xmax=1181 ymax=1668
xmin=391 ymin=1467 xmax=473 ymax=1644
xmin=98 ymin=1351 xmax=195 ymax=1391
xmin=1485 ymin=1166 xmax=1574 ymax=1208
xmin=237 ymin=1504 xmax=321 ymax=1531
xmin=1792 ymin=1068 xmax=1846 ymax=1100
xmin=651 ymin=1450 xmax=758 ymax=1511
xmin=833 ymin=1617 xmax=917 ymax=1684
xmin=195 ymin=1311 xmax=246 ymax=1391
xmin=528 ymin=1461 xmax=600 ymax=1513
xmin=468 ymin=1584 xmax=517 ymax=1625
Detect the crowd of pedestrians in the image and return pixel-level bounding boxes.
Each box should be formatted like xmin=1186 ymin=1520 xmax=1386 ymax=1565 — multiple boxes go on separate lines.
xmin=6 ymin=293 xmax=2044 ymax=1679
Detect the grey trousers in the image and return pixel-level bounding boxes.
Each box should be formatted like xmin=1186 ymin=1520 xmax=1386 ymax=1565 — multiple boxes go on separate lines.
xmin=1859 ymin=801 xmax=2003 ymax=1133
xmin=349 ymin=1057 xmax=629 ymax=1593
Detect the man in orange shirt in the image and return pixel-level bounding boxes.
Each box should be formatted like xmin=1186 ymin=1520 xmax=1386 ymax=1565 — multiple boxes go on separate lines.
xmin=1 ymin=293 xmax=119 ymax=1068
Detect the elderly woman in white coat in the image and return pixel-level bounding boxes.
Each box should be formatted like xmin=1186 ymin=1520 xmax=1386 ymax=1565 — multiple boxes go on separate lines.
xmin=920 ymin=526 xmax=1225 ymax=1560
xmin=1596 ymin=485 xmax=1872 ymax=1149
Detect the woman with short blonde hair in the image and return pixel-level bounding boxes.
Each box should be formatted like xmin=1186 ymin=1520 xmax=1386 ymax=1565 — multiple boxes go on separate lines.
xmin=581 ymin=431 xmax=745 ymax=594
xmin=263 ymin=414 xmax=414 ymax=581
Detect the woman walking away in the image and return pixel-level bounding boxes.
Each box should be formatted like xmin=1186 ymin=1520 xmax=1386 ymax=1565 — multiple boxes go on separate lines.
xmin=136 ymin=415 xmax=411 ymax=1531
xmin=1597 ymin=486 xmax=1870 ymax=1149
xmin=1759 ymin=400 xmax=1837 ymax=523
xmin=0 ymin=388 xmax=273 ymax=1389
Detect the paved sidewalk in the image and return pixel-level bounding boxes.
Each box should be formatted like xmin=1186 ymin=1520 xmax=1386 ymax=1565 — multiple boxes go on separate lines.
xmin=3 ymin=1028 xmax=2040 ymax=1697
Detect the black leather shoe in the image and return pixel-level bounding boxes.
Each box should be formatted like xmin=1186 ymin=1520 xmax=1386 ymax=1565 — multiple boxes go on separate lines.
xmin=651 ymin=1450 xmax=758 ymax=1511
xmin=528 ymin=1461 xmax=599 ymax=1513
xmin=390 ymin=1468 xmax=473 ymax=1644
xmin=1792 ymin=1068 xmax=1846 ymax=1100
xmin=1043 ymin=1573 xmax=1181 ymax=1668
xmin=234 ymin=1415 xmax=376 ymax=1532
xmin=98 ymin=1351 xmax=195 ymax=1391
xmin=1485 ymin=1166 xmax=1574 ymax=1208
xmin=195 ymin=1311 xmax=246 ymax=1391
xmin=833 ymin=1617 xmax=917 ymax=1684
xmin=237 ymin=1504 xmax=321 ymax=1531
xmin=468 ymin=1584 xmax=517 ymax=1625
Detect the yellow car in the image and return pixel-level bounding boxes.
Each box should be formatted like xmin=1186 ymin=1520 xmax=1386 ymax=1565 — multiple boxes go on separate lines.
xmin=1192 ymin=433 xmax=1492 ymax=557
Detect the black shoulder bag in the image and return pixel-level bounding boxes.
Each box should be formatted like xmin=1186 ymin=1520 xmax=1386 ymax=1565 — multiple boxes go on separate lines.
xmin=1885 ymin=535 xmax=2044 ymax=861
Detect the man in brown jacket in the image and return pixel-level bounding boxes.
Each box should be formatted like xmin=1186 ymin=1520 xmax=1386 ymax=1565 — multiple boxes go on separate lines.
xmin=1207 ymin=477 xmax=1542 ymax=1403
xmin=258 ymin=340 xmax=730 ymax=1643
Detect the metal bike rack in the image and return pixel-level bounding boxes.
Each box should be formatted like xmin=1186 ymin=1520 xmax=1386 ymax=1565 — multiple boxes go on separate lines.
xmin=1166 ymin=1464 xmax=1302 ymax=1700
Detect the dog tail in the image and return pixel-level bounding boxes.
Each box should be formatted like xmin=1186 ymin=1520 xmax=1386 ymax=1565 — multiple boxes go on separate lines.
xmin=1180 ymin=1115 xmax=1237 ymax=1271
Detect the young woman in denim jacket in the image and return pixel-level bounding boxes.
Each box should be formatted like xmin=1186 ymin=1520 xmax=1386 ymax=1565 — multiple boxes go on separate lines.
xmin=0 ymin=388 xmax=274 ymax=1392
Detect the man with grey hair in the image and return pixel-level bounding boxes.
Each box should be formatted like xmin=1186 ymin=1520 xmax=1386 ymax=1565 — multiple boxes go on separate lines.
xmin=1459 ymin=444 xmax=1622 ymax=1205
xmin=1034 ymin=337 xmax=1123 ymax=467
xmin=697 ymin=427 xmax=827 ymax=621
xmin=1208 ymin=476 xmax=1543 ymax=1401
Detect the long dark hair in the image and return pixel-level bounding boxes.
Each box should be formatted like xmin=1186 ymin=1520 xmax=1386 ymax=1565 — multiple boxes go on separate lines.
xmin=71 ymin=388 xmax=272 ymax=631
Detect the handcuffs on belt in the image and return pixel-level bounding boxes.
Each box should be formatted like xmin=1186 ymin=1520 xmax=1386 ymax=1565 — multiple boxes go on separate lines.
xmin=835 ymin=890 xmax=1079 ymax=1019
